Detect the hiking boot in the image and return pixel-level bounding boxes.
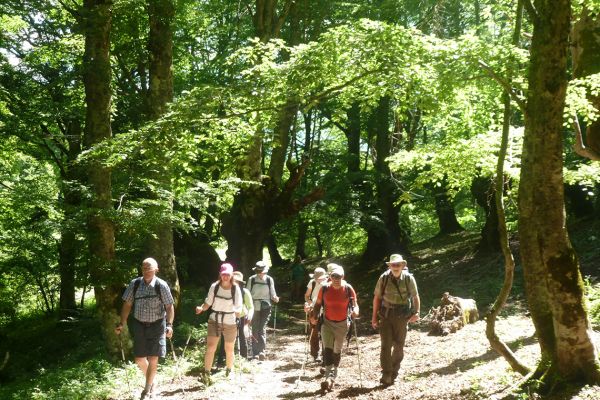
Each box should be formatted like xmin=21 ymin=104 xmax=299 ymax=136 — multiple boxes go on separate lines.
xmin=313 ymin=355 xmax=322 ymax=363
xmin=319 ymin=366 xmax=326 ymax=375
xmin=225 ymin=368 xmax=232 ymax=377
xmin=200 ymin=370 xmax=212 ymax=386
xmin=380 ymin=373 xmax=393 ymax=386
xmin=320 ymin=377 xmax=334 ymax=391
xmin=258 ymin=352 xmax=265 ymax=361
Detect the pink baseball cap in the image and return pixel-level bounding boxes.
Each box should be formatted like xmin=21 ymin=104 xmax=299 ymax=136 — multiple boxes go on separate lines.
xmin=219 ymin=263 xmax=233 ymax=275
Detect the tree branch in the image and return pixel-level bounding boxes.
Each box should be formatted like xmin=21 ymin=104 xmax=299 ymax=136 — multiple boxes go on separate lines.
xmin=477 ymin=60 xmax=527 ymax=114
xmin=522 ymin=0 xmax=539 ymax=22
xmin=274 ymin=0 xmax=295 ymax=38
xmin=57 ymin=0 xmax=81 ymax=20
xmin=573 ymin=115 xmax=600 ymax=161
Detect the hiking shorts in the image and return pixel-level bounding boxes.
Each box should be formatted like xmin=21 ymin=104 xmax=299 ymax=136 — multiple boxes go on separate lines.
xmin=208 ymin=319 xmax=237 ymax=343
xmin=132 ymin=318 xmax=166 ymax=358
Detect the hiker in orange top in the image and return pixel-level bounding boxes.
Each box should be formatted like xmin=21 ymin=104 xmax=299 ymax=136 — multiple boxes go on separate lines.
xmin=310 ymin=264 xmax=359 ymax=391
xmin=372 ymin=254 xmax=420 ymax=386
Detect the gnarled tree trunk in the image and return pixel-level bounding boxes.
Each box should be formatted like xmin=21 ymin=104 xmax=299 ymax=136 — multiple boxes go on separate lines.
xmin=519 ymin=0 xmax=600 ymax=388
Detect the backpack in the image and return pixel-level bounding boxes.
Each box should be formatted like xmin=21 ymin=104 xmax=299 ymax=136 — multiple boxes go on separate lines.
xmin=208 ymin=282 xmax=237 ymax=321
xmin=381 ymin=271 xmax=412 ymax=303
xmin=308 ymin=280 xmax=317 ymax=299
xmin=132 ymin=277 xmax=164 ymax=305
xmin=248 ymin=275 xmax=273 ymax=300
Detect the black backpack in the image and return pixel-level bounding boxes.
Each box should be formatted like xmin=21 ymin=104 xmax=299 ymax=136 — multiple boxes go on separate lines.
xmin=132 ymin=277 xmax=164 ymax=305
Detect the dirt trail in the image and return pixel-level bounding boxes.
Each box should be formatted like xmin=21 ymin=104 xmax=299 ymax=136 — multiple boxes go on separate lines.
xmin=116 ymin=309 xmax=577 ymax=400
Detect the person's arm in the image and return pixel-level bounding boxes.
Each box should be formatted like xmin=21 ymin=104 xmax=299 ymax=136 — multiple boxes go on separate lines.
xmin=372 ymin=294 xmax=381 ymax=329
xmin=244 ymin=290 xmax=254 ymax=322
xmin=408 ymin=293 xmax=420 ymax=323
xmin=270 ymin=276 xmax=279 ymax=303
xmin=196 ymin=283 xmax=214 ymax=314
xmin=233 ymin=286 xmax=243 ymax=317
xmin=310 ymin=287 xmax=323 ymax=324
xmin=115 ymin=300 xmax=132 ymax=334
xmin=165 ymin=303 xmax=174 ymax=338
xmin=350 ymin=287 xmax=359 ymax=317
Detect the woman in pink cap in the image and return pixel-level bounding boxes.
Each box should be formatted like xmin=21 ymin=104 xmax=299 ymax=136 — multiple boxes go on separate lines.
xmin=195 ymin=263 xmax=242 ymax=384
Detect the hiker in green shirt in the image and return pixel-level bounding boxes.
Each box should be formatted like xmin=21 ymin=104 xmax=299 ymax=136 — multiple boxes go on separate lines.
xmin=290 ymin=255 xmax=306 ymax=302
xmin=371 ymin=254 xmax=420 ymax=386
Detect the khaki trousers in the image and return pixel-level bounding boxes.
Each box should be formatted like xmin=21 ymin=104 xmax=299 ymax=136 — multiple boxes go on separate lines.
xmin=379 ymin=314 xmax=408 ymax=376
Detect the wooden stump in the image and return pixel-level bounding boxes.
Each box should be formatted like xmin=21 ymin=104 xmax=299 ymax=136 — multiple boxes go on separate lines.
xmin=427 ymin=292 xmax=479 ymax=335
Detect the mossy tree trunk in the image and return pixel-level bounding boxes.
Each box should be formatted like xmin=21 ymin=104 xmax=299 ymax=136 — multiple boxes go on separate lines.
xmin=82 ymin=0 xmax=122 ymax=357
xmin=145 ymin=0 xmax=180 ymax=308
xmin=519 ymin=0 xmax=600 ymax=388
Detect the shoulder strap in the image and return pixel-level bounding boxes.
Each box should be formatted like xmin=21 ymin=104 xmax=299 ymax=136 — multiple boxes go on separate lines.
xmin=154 ymin=279 xmax=164 ymax=304
xmin=267 ymin=276 xmax=273 ymax=299
xmin=381 ymin=273 xmax=389 ymax=297
xmin=249 ymin=276 xmax=255 ymax=291
xmin=310 ymin=280 xmax=316 ymax=297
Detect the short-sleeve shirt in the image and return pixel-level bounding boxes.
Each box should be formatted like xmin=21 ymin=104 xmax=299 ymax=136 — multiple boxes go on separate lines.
xmin=122 ymin=276 xmax=174 ymax=323
xmin=291 ymin=263 xmax=306 ymax=281
xmin=374 ymin=269 xmax=418 ymax=307
xmin=249 ymin=274 xmax=277 ymax=310
xmin=204 ymin=282 xmax=242 ymax=325
xmin=306 ymin=279 xmax=325 ymax=304
xmin=317 ymin=283 xmax=357 ymax=322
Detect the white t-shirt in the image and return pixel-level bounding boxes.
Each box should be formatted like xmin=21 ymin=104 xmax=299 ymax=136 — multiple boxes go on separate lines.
xmin=204 ymin=282 xmax=242 ymax=325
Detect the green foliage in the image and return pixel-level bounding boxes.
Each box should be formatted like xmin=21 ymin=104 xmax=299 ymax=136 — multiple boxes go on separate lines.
xmin=584 ymin=277 xmax=600 ymax=330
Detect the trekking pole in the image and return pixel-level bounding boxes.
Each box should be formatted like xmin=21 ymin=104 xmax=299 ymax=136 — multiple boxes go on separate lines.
xmin=353 ymin=318 xmax=363 ymax=388
xmin=294 ymin=312 xmax=310 ymax=388
xmin=273 ymin=304 xmax=278 ymax=341
xmin=117 ymin=332 xmax=133 ymax=399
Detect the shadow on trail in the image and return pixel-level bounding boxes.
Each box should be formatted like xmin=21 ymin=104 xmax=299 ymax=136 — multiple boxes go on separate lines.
xmin=336 ymin=384 xmax=385 ymax=398
xmin=411 ymin=334 xmax=537 ymax=377
xmin=277 ymin=388 xmax=324 ymax=399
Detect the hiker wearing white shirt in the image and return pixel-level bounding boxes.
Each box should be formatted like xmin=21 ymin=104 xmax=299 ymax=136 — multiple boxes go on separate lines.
xmin=303 ymin=267 xmax=328 ymax=362
xmin=248 ymin=261 xmax=279 ymax=360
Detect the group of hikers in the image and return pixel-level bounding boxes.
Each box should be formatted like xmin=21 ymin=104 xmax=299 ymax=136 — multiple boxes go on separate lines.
xmin=115 ymin=253 xmax=420 ymax=399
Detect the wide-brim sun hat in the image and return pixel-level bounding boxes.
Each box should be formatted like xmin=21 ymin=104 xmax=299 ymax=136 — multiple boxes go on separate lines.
xmin=386 ymin=254 xmax=407 ymax=266
xmin=233 ymin=271 xmax=245 ymax=284
xmin=309 ymin=267 xmax=327 ymax=281
xmin=253 ymin=260 xmax=269 ymax=273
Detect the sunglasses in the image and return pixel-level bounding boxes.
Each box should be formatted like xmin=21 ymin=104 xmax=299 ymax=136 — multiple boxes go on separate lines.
xmin=330 ymin=274 xmax=342 ymax=279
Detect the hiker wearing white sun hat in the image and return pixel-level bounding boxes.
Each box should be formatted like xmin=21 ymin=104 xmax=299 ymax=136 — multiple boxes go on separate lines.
xmin=372 ymin=254 xmax=420 ymax=386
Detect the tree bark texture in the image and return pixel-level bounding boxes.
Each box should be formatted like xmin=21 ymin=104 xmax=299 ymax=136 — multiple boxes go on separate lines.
xmin=432 ymin=178 xmax=463 ymax=235
xmin=145 ymin=0 xmax=180 ymax=308
xmin=82 ymin=0 xmax=122 ymax=357
xmin=59 ymin=119 xmax=83 ymax=315
xmin=518 ymin=0 xmax=600 ymax=386
xmin=471 ymin=176 xmax=500 ymax=253
xmin=361 ymin=96 xmax=410 ymax=267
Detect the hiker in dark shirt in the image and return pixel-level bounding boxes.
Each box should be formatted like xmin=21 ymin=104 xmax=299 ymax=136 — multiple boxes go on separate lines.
xmin=371 ymin=254 xmax=420 ymax=386
xmin=116 ymin=257 xmax=175 ymax=400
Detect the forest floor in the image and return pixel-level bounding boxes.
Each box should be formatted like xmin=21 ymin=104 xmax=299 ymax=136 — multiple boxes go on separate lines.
xmin=113 ymin=227 xmax=600 ymax=400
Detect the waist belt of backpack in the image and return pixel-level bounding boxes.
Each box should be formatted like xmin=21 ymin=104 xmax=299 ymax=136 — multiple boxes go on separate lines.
xmin=381 ymin=303 xmax=409 ymax=318
xmin=212 ymin=310 xmax=235 ymax=327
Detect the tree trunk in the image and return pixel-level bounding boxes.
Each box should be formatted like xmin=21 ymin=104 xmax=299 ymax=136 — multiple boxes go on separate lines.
xmin=433 ymin=178 xmax=463 ymax=235
xmin=145 ymin=0 xmax=180 ymax=308
xmin=295 ymin=217 xmax=308 ymax=259
xmin=519 ymin=0 xmax=600 ymax=388
xmin=361 ymin=96 xmax=410 ymax=267
xmin=266 ymin=234 xmax=284 ymax=266
xmin=82 ymin=0 xmax=122 ymax=357
xmin=58 ymin=119 xmax=83 ymax=316
xmin=471 ymin=176 xmax=500 ymax=252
